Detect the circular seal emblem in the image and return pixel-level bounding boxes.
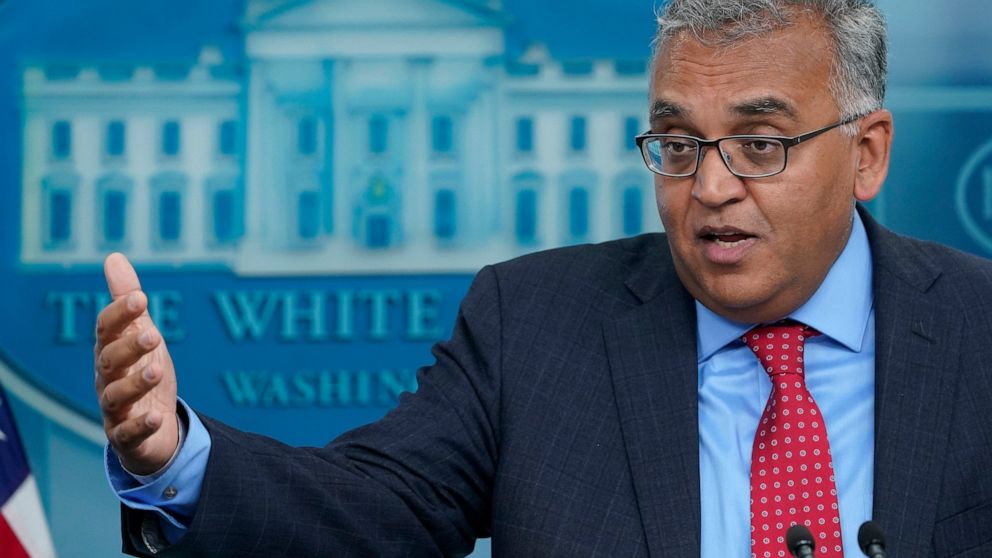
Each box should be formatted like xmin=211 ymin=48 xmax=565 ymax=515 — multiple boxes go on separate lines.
xmin=955 ymin=137 xmax=992 ymax=255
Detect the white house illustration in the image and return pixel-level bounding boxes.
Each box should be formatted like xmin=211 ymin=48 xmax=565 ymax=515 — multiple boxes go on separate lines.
xmin=19 ymin=0 xmax=656 ymax=274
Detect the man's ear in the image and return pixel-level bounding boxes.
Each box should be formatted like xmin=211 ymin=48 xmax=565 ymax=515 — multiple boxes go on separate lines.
xmin=853 ymin=109 xmax=893 ymax=202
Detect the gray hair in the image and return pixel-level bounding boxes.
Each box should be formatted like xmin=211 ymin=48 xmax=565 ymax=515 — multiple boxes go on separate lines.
xmin=653 ymin=0 xmax=887 ymax=135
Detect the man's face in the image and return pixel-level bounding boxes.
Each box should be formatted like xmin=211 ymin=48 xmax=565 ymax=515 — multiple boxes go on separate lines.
xmin=650 ymin=15 xmax=866 ymax=324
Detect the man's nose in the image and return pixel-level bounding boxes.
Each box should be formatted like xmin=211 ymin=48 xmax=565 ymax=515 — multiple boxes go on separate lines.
xmin=692 ymin=146 xmax=747 ymax=207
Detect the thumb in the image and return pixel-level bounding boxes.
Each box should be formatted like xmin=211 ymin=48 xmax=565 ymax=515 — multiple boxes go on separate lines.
xmin=103 ymin=252 xmax=143 ymax=300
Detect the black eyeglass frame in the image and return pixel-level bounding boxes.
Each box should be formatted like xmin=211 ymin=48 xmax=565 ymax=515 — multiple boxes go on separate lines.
xmin=634 ymin=114 xmax=864 ymax=178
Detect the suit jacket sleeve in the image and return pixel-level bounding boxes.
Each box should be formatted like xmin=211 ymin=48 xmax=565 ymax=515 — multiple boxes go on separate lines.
xmin=122 ymin=265 xmax=504 ymax=557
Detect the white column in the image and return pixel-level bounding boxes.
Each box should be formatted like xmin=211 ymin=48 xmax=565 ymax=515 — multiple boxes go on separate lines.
xmin=488 ymin=68 xmax=506 ymax=241
xmin=243 ymin=60 xmax=277 ymax=253
xmin=21 ymin=117 xmax=45 ymax=260
xmin=593 ymin=110 xmax=615 ymax=242
xmin=460 ymin=92 xmax=480 ymax=244
xmin=331 ymin=59 xmax=351 ymax=248
xmin=74 ymin=116 xmax=99 ymax=262
xmin=407 ymin=58 xmax=430 ymax=246
xmin=538 ymin=111 xmax=563 ymax=248
xmin=182 ymin=115 xmax=207 ymax=259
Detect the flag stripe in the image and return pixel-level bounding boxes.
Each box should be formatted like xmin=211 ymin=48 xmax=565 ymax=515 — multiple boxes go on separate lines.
xmin=0 ymin=383 xmax=57 ymax=558
xmin=2 ymin=475 xmax=56 ymax=558
xmin=0 ymin=513 xmax=30 ymax=558
xmin=0 ymin=390 xmax=29 ymax=505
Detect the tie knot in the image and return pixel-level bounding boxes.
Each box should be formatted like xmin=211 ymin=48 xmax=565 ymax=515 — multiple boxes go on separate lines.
xmin=742 ymin=320 xmax=819 ymax=378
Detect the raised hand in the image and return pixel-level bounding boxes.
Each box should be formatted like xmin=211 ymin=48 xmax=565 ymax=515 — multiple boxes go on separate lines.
xmin=94 ymin=253 xmax=179 ymax=475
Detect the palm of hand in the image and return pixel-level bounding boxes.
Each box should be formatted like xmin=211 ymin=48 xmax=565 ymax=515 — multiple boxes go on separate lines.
xmin=96 ymin=253 xmax=181 ymax=475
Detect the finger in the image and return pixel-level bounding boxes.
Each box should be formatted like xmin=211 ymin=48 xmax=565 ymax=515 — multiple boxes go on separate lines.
xmin=95 ymin=290 xmax=148 ymax=350
xmin=109 ymin=411 xmax=163 ymax=452
xmin=100 ymin=363 xmax=162 ymax=421
xmin=104 ymin=252 xmax=143 ymax=301
xmin=95 ymin=328 xmax=161 ymax=384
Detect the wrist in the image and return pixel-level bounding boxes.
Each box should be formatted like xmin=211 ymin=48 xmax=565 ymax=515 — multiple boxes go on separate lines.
xmin=122 ymin=406 xmax=186 ymax=480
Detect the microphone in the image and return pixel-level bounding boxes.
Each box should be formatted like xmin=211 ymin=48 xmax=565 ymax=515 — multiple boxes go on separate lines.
xmin=786 ymin=524 xmax=816 ymax=558
xmin=857 ymin=521 xmax=887 ymax=558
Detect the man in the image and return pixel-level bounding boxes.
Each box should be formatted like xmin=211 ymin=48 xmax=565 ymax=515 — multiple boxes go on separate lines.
xmin=95 ymin=0 xmax=992 ymax=556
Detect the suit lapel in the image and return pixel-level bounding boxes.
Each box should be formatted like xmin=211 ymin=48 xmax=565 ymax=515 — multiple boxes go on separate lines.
xmin=606 ymin=246 xmax=701 ymax=557
xmin=863 ymin=210 xmax=962 ymax=556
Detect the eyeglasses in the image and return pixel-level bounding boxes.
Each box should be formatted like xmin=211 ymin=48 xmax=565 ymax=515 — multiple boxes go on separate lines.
xmin=634 ymin=115 xmax=863 ymax=179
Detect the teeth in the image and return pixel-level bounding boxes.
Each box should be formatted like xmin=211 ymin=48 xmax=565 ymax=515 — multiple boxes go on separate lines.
xmin=714 ymin=238 xmax=745 ymax=248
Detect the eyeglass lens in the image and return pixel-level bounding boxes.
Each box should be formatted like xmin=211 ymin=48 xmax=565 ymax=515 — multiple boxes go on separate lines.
xmin=644 ymin=137 xmax=787 ymax=177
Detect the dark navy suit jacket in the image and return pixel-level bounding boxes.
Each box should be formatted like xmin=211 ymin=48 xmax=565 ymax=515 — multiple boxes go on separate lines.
xmin=123 ymin=208 xmax=992 ymax=557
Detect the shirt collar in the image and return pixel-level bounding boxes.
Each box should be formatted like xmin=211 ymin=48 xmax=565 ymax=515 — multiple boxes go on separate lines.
xmin=695 ymin=210 xmax=874 ymax=362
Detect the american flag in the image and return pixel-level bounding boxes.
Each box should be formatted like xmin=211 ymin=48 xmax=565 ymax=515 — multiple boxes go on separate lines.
xmin=0 ymin=384 xmax=55 ymax=558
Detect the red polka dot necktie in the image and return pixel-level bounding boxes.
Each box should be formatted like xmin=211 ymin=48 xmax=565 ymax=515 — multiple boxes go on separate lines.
xmin=743 ymin=321 xmax=843 ymax=558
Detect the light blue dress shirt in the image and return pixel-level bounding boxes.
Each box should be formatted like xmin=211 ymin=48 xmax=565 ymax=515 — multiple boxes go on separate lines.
xmin=697 ymin=211 xmax=875 ymax=558
xmin=105 ymin=398 xmax=211 ymax=543
xmin=108 ymin=212 xmax=876 ymax=555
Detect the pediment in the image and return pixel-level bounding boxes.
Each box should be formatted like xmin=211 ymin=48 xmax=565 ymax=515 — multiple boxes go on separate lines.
xmin=245 ymin=0 xmax=506 ymax=30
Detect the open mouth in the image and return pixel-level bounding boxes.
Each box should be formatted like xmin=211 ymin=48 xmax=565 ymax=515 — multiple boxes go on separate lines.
xmin=703 ymin=232 xmax=754 ymax=247
xmin=699 ymin=226 xmax=757 ymax=245
xmin=697 ymin=227 xmax=759 ymax=264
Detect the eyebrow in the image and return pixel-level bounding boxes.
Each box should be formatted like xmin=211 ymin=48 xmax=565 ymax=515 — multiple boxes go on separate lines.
xmin=649 ymin=96 xmax=798 ymax=128
xmin=730 ymin=96 xmax=798 ymax=120
xmin=649 ymin=99 xmax=689 ymax=124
